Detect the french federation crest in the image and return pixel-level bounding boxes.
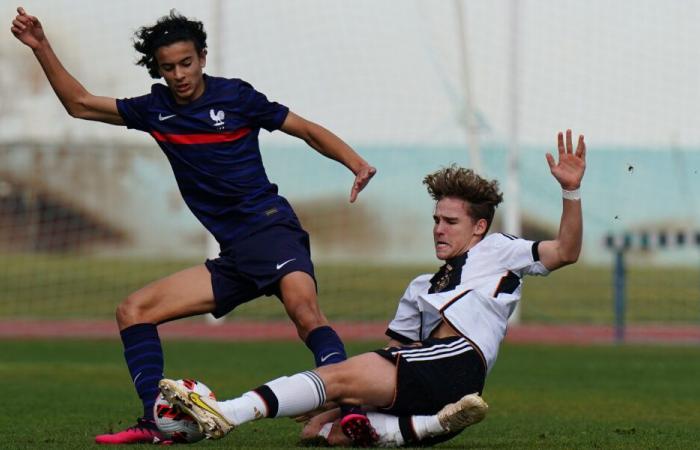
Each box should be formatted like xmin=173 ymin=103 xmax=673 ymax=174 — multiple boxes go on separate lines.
xmin=209 ymin=109 xmax=225 ymax=127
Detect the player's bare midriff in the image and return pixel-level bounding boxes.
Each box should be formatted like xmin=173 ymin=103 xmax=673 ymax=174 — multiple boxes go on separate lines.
xmin=430 ymin=320 xmax=460 ymax=339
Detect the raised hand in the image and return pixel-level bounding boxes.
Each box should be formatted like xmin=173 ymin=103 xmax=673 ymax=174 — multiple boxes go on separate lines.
xmin=10 ymin=7 xmax=45 ymax=50
xmin=546 ymin=129 xmax=586 ymax=190
xmin=349 ymin=164 xmax=377 ymax=203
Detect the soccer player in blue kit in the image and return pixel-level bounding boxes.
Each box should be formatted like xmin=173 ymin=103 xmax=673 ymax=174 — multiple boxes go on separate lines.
xmin=11 ymin=7 xmax=376 ymax=445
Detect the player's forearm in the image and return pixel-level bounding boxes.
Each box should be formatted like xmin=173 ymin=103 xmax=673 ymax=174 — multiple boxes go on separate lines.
xmin=305 ymin=123 xmax=370 ymax=175
xmin=31 ymin=40 xmax=93 ymax=118
xmin=554 ymin=198 xmax=583 ymax=265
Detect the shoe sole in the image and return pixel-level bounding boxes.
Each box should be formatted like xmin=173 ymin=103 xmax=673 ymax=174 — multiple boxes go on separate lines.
xmin=437 ymin=393 xmax=489 ymax=432
xmin=340 ymin=414 xmax=378 ymax=446
xmin=158 ymin=379 xmax=234 ymax=440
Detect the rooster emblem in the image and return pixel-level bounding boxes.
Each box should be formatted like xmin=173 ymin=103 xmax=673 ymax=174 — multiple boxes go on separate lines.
xmin=209 ymin=109 xmax=225 ymax=127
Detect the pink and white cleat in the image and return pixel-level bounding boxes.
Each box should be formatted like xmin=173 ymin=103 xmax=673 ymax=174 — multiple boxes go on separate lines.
xmin=95 ymin=417 xmax=173 ymax=445
xmin=340 ymin=413 xmax=379 ymax=447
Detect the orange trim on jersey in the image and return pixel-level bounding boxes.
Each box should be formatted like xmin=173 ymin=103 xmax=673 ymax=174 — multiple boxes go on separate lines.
xmin=150 ymin=127 xmax=252 ymax=144
xmin=438 ymin=289 xmax=472 ymax=312
xmin=492 ymin=270 xmax=521 ymax=298
xmin=389 ymin=353 xmax=401 ymax=410
xmin=492 ymin=271 xmax=507 ymax=298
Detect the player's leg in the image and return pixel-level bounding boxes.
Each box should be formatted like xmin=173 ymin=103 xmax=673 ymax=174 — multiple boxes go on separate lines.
xmin=232 ymin=220 xmax=347 ymax=368
xmin=363 ymin=394 xmax=487 ymax=447
xmin=301 ymin=395 xmax=488 ymax=447
xmin=159 ymin=352 xmax=396 ymax=440
xmin=117 ymin=264 xmax=216 ymax=327
xmin=96 ymin=265 xmax=216 ymax=445
xmin=116 ymin=264 xmax=216 ymax=417
xmin=278 ymin=271 xmax=348 ymax=366
xmin=353 ymin=336 xmax=486 ymax=446
xmin=278 ymin=271 xmax=377 ymax=441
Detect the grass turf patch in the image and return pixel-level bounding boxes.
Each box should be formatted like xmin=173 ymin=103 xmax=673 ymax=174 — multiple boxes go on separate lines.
xmin=2 ymin=254 xmax=700 ymax=324
xmin=1 ymin=340 xmax=699 ymax=448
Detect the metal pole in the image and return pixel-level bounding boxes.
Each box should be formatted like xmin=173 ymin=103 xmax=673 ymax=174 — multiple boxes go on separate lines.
xmin=505 ymin=0 xmax=521 ymax=238
xmin=506 ymin=0 xmax=522 ymax=324
xmin=613 ymin=250 xmax=626 ymax=343
xmin=205 ymin=0 xmax=225 ymax=325
xmin=453 ymin=0 xmax=482 ymax=173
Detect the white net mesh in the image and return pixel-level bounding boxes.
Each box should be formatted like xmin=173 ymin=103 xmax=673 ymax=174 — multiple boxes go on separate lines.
xmin=2 ymin=0 xmax=700 ymax=325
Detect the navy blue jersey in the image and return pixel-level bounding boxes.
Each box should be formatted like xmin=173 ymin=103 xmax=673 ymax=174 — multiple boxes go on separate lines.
xmin=116 ymin=75 xmax=296 ymax=250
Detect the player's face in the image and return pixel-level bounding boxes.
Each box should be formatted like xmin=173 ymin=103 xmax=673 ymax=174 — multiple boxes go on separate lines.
xmin=433 ymin=197 xmax=487 ymax=260
xmin=155 ymin=40 xmax=207 ymax=104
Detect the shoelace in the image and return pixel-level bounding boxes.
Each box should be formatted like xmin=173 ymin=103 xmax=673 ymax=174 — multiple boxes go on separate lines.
xmin=130 ymin=418 xmax=156 ymax=431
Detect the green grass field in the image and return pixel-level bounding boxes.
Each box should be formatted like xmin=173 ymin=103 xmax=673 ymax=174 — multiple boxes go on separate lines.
xmin=2 ymin=254 xmax=700 ymax=324
xmin=2 ymin=339 xmax=699 ymax=449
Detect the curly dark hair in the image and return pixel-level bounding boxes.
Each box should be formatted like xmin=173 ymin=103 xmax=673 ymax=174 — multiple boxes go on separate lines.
xmin=133 ymin=10 xmax=207 ymax=79
xmin=423 ymin=164 xmax=504 ymax=233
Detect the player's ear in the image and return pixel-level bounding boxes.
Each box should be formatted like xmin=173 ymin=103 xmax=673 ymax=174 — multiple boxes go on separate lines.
xmin=475 ymin=218 xmax=488 ymax=236
xmin=199 ymin=49 xmax=207 ymax=68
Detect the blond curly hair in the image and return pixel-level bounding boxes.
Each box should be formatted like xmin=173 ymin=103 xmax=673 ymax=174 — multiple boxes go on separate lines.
xmin=423 ymin=164 xmax=503 ymax=233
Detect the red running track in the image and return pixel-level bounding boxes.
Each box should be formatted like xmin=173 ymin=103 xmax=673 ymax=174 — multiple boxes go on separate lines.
xmin=1 ymin=320 xmax=699 ymax=344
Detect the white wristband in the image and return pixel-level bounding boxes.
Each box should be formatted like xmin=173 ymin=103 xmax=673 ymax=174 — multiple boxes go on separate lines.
xmin=318 ymin=422 xmax=333 ymax=439
xmin=562 ymin=188 xmax=581 ymax=200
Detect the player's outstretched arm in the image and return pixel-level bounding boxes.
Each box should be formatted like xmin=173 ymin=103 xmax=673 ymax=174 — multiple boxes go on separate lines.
xmin=10 ymin=7 xmax=124 ymax=125
xmin=538 ymin=129 xmax=586 ymax=271
xmin=280 ymin=111 xmax=376 ymax=202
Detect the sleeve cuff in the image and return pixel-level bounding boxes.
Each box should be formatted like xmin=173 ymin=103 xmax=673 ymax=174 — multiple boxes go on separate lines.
xmin=385 ymin=328 xmax=415 ymax=345
xmin=264 ymin=106 xmax=290 ymax=132
xmin=531 ymin=241 xmax=541 ymax=262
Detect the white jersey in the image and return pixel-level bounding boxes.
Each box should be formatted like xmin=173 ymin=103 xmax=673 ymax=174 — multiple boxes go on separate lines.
xmin=386 ymin=233 xmax=549 ymax=372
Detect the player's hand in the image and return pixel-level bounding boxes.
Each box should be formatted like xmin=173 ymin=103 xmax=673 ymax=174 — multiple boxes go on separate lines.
xmin=350 ymin=164 xmax=377 ymax=203
xmin=10 ymin=7 xmax=45 ymax=50
xmin=293 ymin=402 xmax=339 ymax=423
xmin=546 ymin=129 xmax=586 ymax=190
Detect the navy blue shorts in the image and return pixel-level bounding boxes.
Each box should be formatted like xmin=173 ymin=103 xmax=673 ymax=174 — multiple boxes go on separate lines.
xmin=205 ymin=221 xmax=316 ymax=318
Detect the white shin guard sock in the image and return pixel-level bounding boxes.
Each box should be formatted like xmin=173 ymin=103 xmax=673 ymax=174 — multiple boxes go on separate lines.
xmin=410 ymin=414 xmax=445 ymax=438
xmin=366 ymin=412 xmax=405 ymax=447
xmin=363 ymin=412 xmax=446 ymax=447
xmin=266 ymin=371 xmax=326 ymax=417
xmin=217 ymin=371 xmax=326 ymax=425
xmin=217 ymin=391 xmax=267 ymax=426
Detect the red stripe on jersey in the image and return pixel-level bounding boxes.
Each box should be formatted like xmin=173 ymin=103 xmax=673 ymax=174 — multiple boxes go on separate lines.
xmin=151 ymin=127 xmax=252 ymax=144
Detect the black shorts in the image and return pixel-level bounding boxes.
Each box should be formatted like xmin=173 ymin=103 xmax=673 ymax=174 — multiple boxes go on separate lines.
xmin=374 ymin=336 xmax=486 ymax=415
xmin=205 ymin=221 xmax=316 ymax=318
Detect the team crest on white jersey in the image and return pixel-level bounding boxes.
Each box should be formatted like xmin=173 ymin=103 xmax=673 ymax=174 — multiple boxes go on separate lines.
xmin=209 ymin=109 xmax=225 ymax=128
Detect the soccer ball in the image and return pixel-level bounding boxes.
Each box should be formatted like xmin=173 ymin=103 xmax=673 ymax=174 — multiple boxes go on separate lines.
xmin=153 ymin=379 xmax=216 ymax=443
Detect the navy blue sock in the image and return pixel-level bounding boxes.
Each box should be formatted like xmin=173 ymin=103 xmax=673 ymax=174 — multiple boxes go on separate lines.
xmin=120 ymin=323 xmax=163 ymax=420
xmin=305 ymin=325 xmax=347 ymax=367
xmin=340 ymin=405 xmax=365 ymax=417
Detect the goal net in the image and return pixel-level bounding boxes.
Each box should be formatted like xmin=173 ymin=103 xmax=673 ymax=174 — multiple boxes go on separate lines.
xmin=2 ymin=1 xmax=700 ymax=330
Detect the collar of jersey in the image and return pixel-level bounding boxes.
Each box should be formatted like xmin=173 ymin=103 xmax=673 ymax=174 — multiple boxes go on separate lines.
xmin=445 ymin=251 xmax=468 ymax=269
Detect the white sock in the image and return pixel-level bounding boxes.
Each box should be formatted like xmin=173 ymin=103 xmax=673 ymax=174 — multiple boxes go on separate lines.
xmin=267 ymin=371 xmax=326 ymax=417
xmin=217 ymin=391 xmax=267 ymax=425
xmin=411 ymin=414 xmax=445 ymax=439
xmin=317 ymin=422 xmax=334 ymax=440
xmin=218 ymin=371 xmax=325 ymax=425
xmin=366 ymin=412 xmax=405 ymax=447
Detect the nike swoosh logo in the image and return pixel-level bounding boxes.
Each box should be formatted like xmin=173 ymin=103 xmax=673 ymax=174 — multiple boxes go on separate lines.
xmin=276 ymin=258 xmax=296 ymax=270
xmin=320 ymin=352 xmax=341 ymax=363
xmin=188 ymin=392 xmax=225 ymax=419
xmin=158 ymin=113 xmax=176 ymax=121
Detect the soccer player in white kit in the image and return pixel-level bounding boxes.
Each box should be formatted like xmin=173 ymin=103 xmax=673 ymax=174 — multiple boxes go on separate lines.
xmin=159 ymin=130 xmax=586 ymax=447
